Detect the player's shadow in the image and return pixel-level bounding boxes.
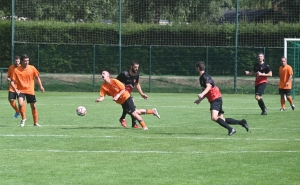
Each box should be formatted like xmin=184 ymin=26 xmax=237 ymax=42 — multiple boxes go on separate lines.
xmin=61 ymin=126 xmax=123 ymax=130
xmin=154 ymin=132 xmax=203 ymax=136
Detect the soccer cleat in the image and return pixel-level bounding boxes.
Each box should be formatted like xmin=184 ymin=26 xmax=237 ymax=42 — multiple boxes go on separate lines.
xmin=20 ymin=119 xmax=26 ymax=127
xmin=34 ymin=123 xmax=41 ymax=127
xmin=142 ymin=127 xmax=148 ymax=130
xmin=261 ymin=107 xmax=267 ymax=115
xmin=132 ymin=124 xmax=139 ymax=128
xmin=119 ymin=119 xmax=127 ymax=128
xmin=13 ymin=112 xmax=20 ymax=119
xmin=241 ymin=119 xmax=249 ymax=132
xmin=291 ymin=104 xmax=295 ymax=111
xmin=279 ymin=108 xmax=286 ymax=111
xmin=228 ymin=128 xmax=236 ymax=136
xmin=152 ymin=108 xmax=160 ymax=119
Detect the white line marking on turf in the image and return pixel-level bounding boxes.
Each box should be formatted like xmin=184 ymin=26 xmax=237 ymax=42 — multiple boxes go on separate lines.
xmin=2 ymin=149 xmax=300 ymax=154
xmin=0 ymin=134 xmax=299 ymax=141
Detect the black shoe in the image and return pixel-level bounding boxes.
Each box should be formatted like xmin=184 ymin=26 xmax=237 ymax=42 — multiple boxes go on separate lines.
xmin=291 ymin=104 xmax=295 ymax=111
xmin=241 ymin=119 xmax=249 ymax=132
xmin=228 ymin=128 xmax=236 ymax=136
xmin=261 ymin=107 xmax=267 ymax=115
xmin=261 ymin=111 xmax=267 ymax=115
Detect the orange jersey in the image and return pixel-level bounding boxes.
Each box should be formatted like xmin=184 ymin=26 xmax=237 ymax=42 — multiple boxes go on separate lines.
xmin=100 ymin=78 xmax=130 ymax=104
xmin=278 ymin=65 xmax=293 ymax=89
xmin=11 ymin=65 xmax=40 ymax=95
xmin=7 ymin=64 xmax=18 ymax=92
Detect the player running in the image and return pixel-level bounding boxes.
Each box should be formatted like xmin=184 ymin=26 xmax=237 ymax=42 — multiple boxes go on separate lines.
xmin=194 ymin=61 xmax=249 ymax=136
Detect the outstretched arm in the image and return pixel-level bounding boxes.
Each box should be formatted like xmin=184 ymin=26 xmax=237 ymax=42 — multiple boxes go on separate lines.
xmin=95 ymin=96 xmax=105 ymax=102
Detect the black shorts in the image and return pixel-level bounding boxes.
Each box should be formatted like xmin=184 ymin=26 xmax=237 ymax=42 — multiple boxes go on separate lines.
xmin=121 ymin=97 xmax=136 ymax=115
xmin=210 ymin=97 xmax=225 ymax=116
xmin=18 ymin=93 xmax=37 ymax=104
xmin=255 ymin=83 xmax=267 ymax=96
xmin=279 ymin=89 xmax=291 ymax=96
xmin=8 ymin=91 xmax=18 ymax=100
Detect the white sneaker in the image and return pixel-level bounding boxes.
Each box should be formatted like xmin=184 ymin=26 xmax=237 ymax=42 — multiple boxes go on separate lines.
xmin=20 ymin=119 xmax=26 ymax=127
xmin=152 ymin=108 xmax=160 ymax=119
xmin=142 ymin=127 xmax=148 ymax=130
xmin=34 ymin=123 xmax=41 ymax=127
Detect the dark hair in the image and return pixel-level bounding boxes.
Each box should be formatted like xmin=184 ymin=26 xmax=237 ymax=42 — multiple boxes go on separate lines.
xmin=14 ymin=56 xmax=20 ymax=60
xmin=130 ymin=60 xmax=139 ymax=66
xmin=20 ymin=54 xmax=29 ymax=61
xmin=195 ymin=61 xmax=206 ymax=71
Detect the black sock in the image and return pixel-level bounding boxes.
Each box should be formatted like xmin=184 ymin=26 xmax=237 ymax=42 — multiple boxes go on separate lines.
xmin=120 ymin=109 xmax=127 ymax=120
xmin=225 ymin=118 xmax=242 ymax=125
xmin=131 ymin=114 xmax=137 ymax=127
xmin=258 ymin=99 xmax=266 ymax=111
xmin=216 ymin=118 xmax=232 ymax=130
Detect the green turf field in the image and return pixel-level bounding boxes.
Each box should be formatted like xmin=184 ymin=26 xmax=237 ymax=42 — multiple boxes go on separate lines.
xmin=0 ymin=91 xmax=299 ymax=185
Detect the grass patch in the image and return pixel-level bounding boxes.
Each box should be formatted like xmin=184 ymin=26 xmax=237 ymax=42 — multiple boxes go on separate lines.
xmin=0 ymin=91 xmax=299 ymax=184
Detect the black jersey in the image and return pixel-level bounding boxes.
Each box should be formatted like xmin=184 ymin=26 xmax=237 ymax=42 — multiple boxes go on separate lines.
xmin=253 ymin=62 xmax=271 ymax=74
xmin=116 ymin=70 xmax=139 ymax=93
xmin=199 ymin=72 xmax=215 ymax=89
xmin=253 ymin=62 xmax=271 ymax=85
xmin=199 ymin=72 xmax=222 ymax=102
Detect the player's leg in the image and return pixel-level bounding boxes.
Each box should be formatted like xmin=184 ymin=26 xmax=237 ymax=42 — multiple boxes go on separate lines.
xmin=122 ymin=97 xmax=148 ymax=130
xmin=285 ymin=89 xmax=295 ymax=110
xmin=17 ymin=93 xmax=27 ymax=127
xmin=119 ymin=107 xmax=127 ymax=128
xmin=210 ymin=98 xmax=235 ymax=136
xmin=279 ymin=89 xmax=286 ymax=111
xmin=225 ymin=118 xmax=249 ymax=132
xmin=255 ymin=83 xmax=267 ymax=115
xmin=27 ymin=95 xmax=40 ymax=126
xmin=130 ymin=106 xmax=138 ymax=128
xmin=8 ymin=91 xmax=20 ymax=118
xmin=135 ymin=108 xmax=160 ymax=118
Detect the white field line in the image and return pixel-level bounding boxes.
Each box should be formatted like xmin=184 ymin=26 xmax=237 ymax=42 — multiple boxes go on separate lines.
xmin=0 ymin=134 xmax=299 ymax=141
xmin=2 ymin=148 xmax=300 ymax=154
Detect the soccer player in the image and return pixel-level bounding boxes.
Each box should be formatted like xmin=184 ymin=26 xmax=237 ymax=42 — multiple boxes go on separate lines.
xmin=245 ymin=53 xmax=272 ymax=115
xmin=116 ymin=61 xmax=160 ymax=128
xmin=95 ymin=70 xmax=148 ymax=130
xmin=194 ymin=61 xmax=249 ymax=136
xmin=7 ymin=56 xmax=21 ymax=118
xmin=278 ymin=57 xmax=295 ymax=111
xmin=10 ymin=54 xmax=45 ymax=127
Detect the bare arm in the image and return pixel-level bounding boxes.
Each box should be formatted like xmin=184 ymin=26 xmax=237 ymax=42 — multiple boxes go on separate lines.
xmin=10 ymin=80 xmax=19 ymax=94
xmin=136 ymin=83 xmax=148 ymax=100
xmin=35 ymin=76 xmax=45 ymax=92
xmin=95 ymin=96 xmax=105 ymax=102
xmin=245 ymin=71 xmax=255 ymax=75
xmin=113 ymin=89 xmax=125 ymax=101
xmin=256 ymin=71 xmax=272 ymax=77
xmin=194 ymin=83 xmax=212 ymax=104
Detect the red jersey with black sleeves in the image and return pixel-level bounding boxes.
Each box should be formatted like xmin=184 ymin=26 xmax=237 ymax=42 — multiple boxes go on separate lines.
xmin=253 ymin=62 xmax=271 ymax=86
xmin=116 ymin=70 xmax=139 ymax=93
xmin=199 ymin=72 xmax=222 ymax=102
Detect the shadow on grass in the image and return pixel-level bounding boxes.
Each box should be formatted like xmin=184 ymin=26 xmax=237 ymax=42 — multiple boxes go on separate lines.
xmin=61 ymin=126 xmax=124 ymax=130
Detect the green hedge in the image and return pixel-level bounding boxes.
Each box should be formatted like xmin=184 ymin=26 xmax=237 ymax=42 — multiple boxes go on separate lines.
xmin=1 ymin=21 xmax=300 ymax=74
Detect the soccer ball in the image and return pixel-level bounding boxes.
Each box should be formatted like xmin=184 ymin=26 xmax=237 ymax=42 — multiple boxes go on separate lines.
xmin=76 ymin=106 xmax=87 ymax=116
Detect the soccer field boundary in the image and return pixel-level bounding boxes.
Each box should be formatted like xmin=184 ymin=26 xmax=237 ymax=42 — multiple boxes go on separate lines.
xmin=0 ymin=134 xmax=299 ymax=141
xmin=2 ymin=148 xmax=300 ymax=154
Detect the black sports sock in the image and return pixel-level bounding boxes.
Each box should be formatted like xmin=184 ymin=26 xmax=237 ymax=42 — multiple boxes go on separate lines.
xmin=225 ymin=118 xmax=242 ymax=125
xmin=258 ymin=99 xmax=266 ymax=111
xmin=131 ymin=114 xmax=137 ymax=127
xmin=120 ymin=109 xmax=127 ymax=120
xmin=216 ymin=118 xmax=232 ymax=130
